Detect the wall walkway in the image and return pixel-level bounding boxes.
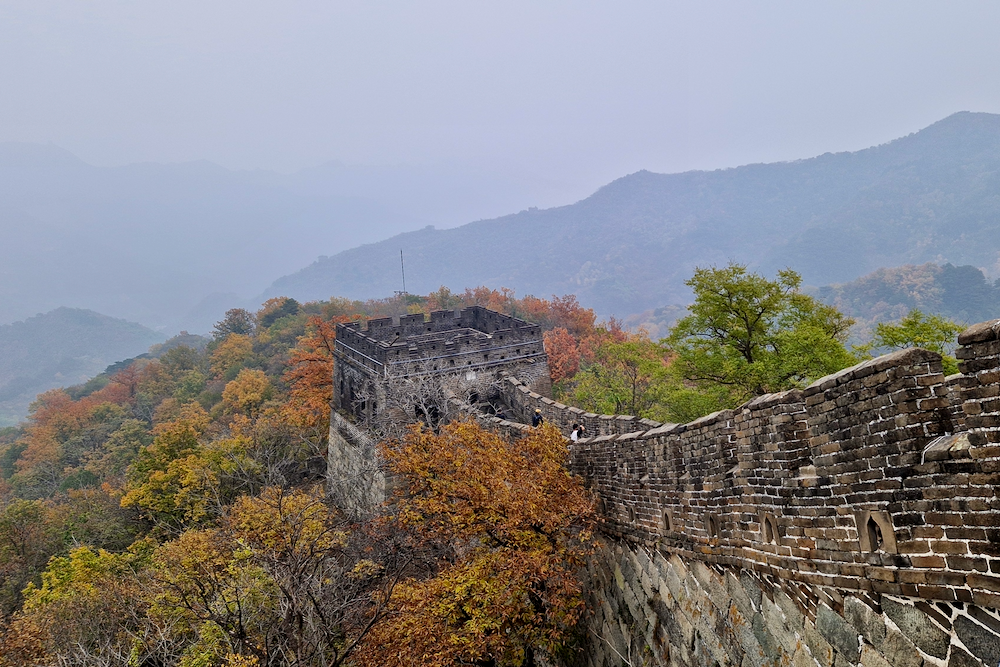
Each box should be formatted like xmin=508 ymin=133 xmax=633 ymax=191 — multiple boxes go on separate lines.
xmin=496 ymin=319 xmax=1000 ymax=666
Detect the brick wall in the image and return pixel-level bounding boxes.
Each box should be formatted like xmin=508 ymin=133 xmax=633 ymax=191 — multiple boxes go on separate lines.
xmin=561 ymin=341 xmax=1000 ymax=609
xmin=491 ymin=319 xmax=1000 ymax=666
xmin=581 ymin=538 xmax=1000 ymax=667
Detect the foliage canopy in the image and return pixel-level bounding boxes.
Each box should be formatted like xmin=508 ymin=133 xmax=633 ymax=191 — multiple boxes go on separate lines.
xmin=665 ymin=264 xmax=856 ymax=406
xmin=360 ymin=421 xmax=598 ymax=667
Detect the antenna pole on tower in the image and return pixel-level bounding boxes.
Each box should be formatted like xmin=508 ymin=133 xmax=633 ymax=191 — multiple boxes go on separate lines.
xmin=400 ymin=249 xmax=407 ymax=295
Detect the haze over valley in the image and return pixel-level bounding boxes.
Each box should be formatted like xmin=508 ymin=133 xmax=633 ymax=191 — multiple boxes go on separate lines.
xmin=0 ymin=144 xmax=573 ymax=332
xmin=3 ymin=4 xmax=1000 ymax=419
xmin=5 ymin=111 xmax=1000 ymax=343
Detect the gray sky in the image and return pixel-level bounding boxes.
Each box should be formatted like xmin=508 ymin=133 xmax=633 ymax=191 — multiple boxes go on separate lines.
xmin=2 ymin=1 xmax=1000 ymax=204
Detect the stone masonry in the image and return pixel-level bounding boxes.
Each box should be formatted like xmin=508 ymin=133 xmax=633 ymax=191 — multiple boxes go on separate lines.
xmin=333 ymin=305 xmax=550 ymax=422
xmin=489 ymin=319 xmax=1000 ymax=666
xmin=328 ymin=306 xmax=550 ymax=512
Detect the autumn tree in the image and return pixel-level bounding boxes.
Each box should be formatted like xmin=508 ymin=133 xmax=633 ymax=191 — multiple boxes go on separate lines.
xmin=228 ymin=486 xmax=399 ymax=665
xmin=257 ymin=296 xmax=301 ymax=330
xmin=359 ymin=421 xmax=598 ymax=667
xmin=543 ymin=327 xmax=580 ymax=385
xmin=425 ymin=286 xmax=465 ymax=312
xmin=0 ymin=499 xmax=60 ymax=617
xmin=570 ymin=335 xmax=672 ymax=418
xmin=283 ymin=315 xmax=343 ymax=433
xmin=222 ymin=369 xmax=274 ymax=417
xmin=120 ymin=404 xmax=213 ymax=533
xmin=0 ymin=543 xmax=170 ymax=667
xmin=147 ymin=486 xmax=398 ymax=667
xmin=210 ymin=333 xmax=255 ymax=381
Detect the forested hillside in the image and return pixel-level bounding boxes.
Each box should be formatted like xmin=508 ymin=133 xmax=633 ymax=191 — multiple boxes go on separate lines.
xmin=0 ymin=273 xmax=977 ymax=665
xmin=0 ymin=308 xmax=164 ymax=427
xmin=268 ymin=112 xmax=1000 ymax=317
xmin=0 ymin=290 xmax=602 ymax=666
xmin=816 ymin=262 xmax=1000 ymax=332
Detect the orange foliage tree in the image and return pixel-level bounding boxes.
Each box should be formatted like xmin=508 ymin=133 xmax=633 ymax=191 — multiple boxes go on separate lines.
xmin=543 ymin=327 xmax=580 ymax=384
xmin=358 ymin=421 xmax=597 ymax=667
xmin=283 ymin=315 xmax=347 ymax=432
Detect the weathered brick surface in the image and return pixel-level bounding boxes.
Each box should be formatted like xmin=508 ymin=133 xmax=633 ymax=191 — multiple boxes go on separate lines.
xmin=580 ymin=539 xmax=1000 ymax=667
xmin=498 ymin=336 xmax=1000 ymax=614
xmin=496 ymin=319 xmax=1000 ymax=666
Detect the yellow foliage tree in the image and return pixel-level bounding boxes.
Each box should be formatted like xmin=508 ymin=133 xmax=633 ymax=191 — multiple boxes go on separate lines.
xmin=210 ymin=334 xmax=254 ymax=380
xmin=121 ymin=404 xmax=215 ymax=531
xmin=222 ymin=369 xmax=273 ymax=417
xmin=148 ymin=486 xmax=391 ymax=667
xmin=0 ymin=543 xmax=159 ymax=667
xmin=358 ymin=421 xmax=598 ymax=667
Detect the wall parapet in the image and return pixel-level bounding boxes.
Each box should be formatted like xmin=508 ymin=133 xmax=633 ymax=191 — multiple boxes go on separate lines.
xmin=499 ymin=323 xmax=1000 ymax=615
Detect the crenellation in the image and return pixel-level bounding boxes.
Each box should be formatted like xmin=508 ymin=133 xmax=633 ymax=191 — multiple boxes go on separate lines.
xmin=493 ymin=318 xmax=1000 ymax=655
xmin=330 ymin=311 xmax=1000 ymax=665
xmin=332 ymin=306 xmax=550 ymax=426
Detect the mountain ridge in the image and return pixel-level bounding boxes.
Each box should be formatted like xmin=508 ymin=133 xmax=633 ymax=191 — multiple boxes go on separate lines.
xmin=0 ymin=307 xmax=164 ymax=426
xmin=266 ymin=112 xmax=1000 ymax=316
xmin=0 ymin=146 xmax=569 ymax=332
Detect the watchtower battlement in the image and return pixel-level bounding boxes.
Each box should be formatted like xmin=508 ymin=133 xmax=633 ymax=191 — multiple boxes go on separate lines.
xmin=329 ymin=306 xmax=551 ymax=512
xmin=333 ymin=306 xmax=548 ymax=422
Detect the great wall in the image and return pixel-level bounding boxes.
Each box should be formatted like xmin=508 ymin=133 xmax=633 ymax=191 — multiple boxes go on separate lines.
xmin=330 ymin=309 xmax=1000 ymax=667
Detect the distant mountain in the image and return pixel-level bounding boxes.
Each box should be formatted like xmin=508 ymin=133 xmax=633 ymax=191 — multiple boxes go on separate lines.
xmin=0 ymin=146 xmax=568 ymax=333
xmin=266 ymin=112 xmax=1000 ymax=317
xmin=0 ymin=308 xmax=164 ymax=426
xmin=815 ymin=263 xmax=1000 ymax=330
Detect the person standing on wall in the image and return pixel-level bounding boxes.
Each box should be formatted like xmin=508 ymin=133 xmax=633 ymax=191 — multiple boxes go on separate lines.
xmin=532 ymin=408 xmax=544 ymax=427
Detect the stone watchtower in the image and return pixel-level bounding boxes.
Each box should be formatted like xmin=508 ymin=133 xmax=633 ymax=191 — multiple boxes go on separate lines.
xmin=328 ymin=305 xmax=550 ymax=511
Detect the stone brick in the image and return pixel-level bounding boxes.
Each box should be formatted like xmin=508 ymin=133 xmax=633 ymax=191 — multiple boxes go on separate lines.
xmin=726 ymin=572 xmax=756 ymax=618
xmin=762 ymin=594 xmax=800 ymax=655
xmin=740 ymin=573 xmax=763 ymax=612
xmin=955 ymin=614 xmax=1000 ymax=667
xmin=843 ymin=596 xmax=886 ymax=649
xmin=804 ymin=620 xmax=836 ymax=667
xmin=816 ymin=604 xmax=861 ymax=663
xmin=949 ymin=646 xmax=985 ymax=667
xmin=752 ymin=611 xmax=784 ymax=661
xmin=880 ymin=597 xmax=950 ymax=659
xmin=791 ymin=646 xmax=818 ymax=667
xmin=859 ymin=643 xmax=892 ymax=667
xmin=879 ymin=625 xmax=923 ymax=667
xmin=776 ymin=589 xmax=805 ymax=630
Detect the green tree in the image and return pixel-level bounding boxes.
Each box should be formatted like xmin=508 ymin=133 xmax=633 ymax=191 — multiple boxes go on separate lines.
xmin=666 ymin=264 xmax=856 ymax=409
xmin=571 ymin=337 xmax=671 ymax=417
xmin=860 ymin=309 xmax=964 ymax=375
xmin=213 ymin=308 xmax=257 ymax=340
xmin=257 ymin=297 xmax=301 ymax=329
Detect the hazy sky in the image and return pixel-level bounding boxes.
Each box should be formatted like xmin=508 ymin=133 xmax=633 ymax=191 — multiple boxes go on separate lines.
xmin=3 ymin=1 xmax=1000 ymax=200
